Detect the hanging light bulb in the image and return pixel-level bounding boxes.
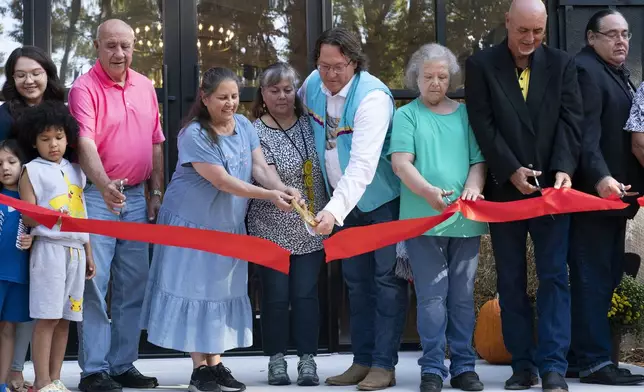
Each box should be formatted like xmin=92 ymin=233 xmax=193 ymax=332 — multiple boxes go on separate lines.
xmin=208 ymin=40 xmax=213 ymax=47
xmin=147 ymin=40 xmax=152 ymax=47
xmin=198 ymin=23 xmax=203 ymax=30
xmin=145 ymin=25 xmax=150 ymax=32
xmin=197 ymin=40 xmax=201 ymax=48
xmin=159 ymin=41 xmax=163 ymax=48
xmin=218 ymin=40 xmax=222 ymax=45
xmin=229 ymin=31 xmax=234 ymax=38
xmin=135 ymin=27 xmax=140 ymax=34
xmin=241 ymin=47 xmax=246 ymax=54
xmin=226 ymin=29 xmax=231 ymax=36
xmin=219 ymin=27 xmax=224 ymax=34
xmin=156 ymin=23 xmax=162 ymax=31
xmin=138 ymin=40 xmax=143 ymax=45
xmin=209 ymin=25 xmax=214 ymax=32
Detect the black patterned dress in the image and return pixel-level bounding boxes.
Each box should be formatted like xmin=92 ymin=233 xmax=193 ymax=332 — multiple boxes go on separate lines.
xmin=246 ymin=116 xmax=329 ymax=255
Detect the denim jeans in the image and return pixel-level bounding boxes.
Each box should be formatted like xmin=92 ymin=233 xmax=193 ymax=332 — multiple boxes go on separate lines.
xmin=77 ymin=183 xmax=149 ymax=378
xmin=489 ymin=214 xmax=571 ymax=377
xmin=567 ymin=213 xmax=626 ymax=377
xmin=406 ymin=235 xmax=480 ymax=380
xmin=259 ymin=250 xmax=324 ymax=357
xmin=10 ymin=321 xmax=33 ymax=371
xmin=337 ymin=198 xmax=409 ymax=370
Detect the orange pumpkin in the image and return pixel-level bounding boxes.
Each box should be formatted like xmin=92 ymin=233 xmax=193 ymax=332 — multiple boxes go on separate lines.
xmin=474 ymin=296 xmax=512 ymax=365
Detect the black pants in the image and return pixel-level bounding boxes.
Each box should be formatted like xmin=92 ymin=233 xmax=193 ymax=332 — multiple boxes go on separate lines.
xmin=259 ymin=249 xmax=324 ymax=356
xmin=567 ymin=213 xmax=626 ymax=376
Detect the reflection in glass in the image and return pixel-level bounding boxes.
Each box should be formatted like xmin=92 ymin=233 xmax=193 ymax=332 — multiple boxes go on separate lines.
xmin=0 ymin=0 xmax=23 ymax=88
xmin=446 ymin=0 xmax=516 ymax=89
xmin=197 ymin=0 xmax=307 ymax=88
xmin=51 ymin=0 xmax=163 ymax=88
xmin=332 ymin=0 xmax=435 ymax=89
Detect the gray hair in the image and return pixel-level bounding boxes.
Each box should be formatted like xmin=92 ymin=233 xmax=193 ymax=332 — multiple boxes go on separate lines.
xmin=252 ymin=62 xmax=304 ymax=119
xmin=258 ymin=62 xmax=300 ymax=89
xmin=404 ymin=43 xmax=460 ymax=91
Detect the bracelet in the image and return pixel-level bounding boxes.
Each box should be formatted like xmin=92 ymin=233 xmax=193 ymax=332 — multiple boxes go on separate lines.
xmin=151 ymin=189 xmax=163 ymax=198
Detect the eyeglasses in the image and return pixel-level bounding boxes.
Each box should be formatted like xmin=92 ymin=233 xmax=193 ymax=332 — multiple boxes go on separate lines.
xmin=13 ymin=70 xmax=46 ymax=82
xmin=596 ymin=30 xmax=632 ymax=41
xmin=317 ymin=61 xmax=351 ymax=75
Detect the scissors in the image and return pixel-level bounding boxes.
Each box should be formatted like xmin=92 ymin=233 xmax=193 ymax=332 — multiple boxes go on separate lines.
xmin=441 ymin=189 xmax=452 ymax=206
xmin=533 ymin=170 xmax=555 ymax=220
xmin=532 ymin=170 xmax=544 ymax=194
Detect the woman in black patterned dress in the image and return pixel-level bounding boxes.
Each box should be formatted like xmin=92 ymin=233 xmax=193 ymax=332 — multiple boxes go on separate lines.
xmin=246 ymin=62 xmax=329 ymax=387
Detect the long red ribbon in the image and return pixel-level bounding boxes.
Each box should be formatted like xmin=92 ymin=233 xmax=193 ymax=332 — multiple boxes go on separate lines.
xmin=322 ymin=188 xmax=629 ymax=262
xmin=0 ymin=188 xmax=631 ymax=272
xmin=0 ymin=193 xmax=291 ymax=274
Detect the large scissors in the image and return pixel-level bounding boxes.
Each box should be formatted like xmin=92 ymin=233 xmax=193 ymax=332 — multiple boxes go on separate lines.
xmin=441 ymin=189 xmax=452 ymax=206
xmin=533 ymin=170 xmax=554 ymax=220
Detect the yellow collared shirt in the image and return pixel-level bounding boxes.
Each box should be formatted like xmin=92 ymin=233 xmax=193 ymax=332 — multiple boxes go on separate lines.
xmin=517 ymin=67 xmax=531 ymax=100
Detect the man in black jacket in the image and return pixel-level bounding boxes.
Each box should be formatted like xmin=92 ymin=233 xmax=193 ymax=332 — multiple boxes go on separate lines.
xmin=568 ymin=9 xmax=644 ymax=386
xmin=465 ymin=0 xmax=582 ymax=390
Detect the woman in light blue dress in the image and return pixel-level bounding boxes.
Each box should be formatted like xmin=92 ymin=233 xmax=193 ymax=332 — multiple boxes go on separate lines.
xmin=140 ymin=67 xmax=301 ymax=392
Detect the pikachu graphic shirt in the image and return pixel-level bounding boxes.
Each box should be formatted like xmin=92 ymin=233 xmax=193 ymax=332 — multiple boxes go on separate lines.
xmin=24 ymin=157 xmax=88 ymax=322
xmin=24 ymin=157 xmax=89 ymax=247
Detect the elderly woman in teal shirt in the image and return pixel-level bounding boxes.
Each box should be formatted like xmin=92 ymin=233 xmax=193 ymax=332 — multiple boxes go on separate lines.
xmin=389 ymin=43 xmax=487 ymax=392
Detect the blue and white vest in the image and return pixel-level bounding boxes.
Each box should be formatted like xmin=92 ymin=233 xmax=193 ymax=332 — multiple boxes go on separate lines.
xmin=304 ymin=70 xmax=400 ymax=213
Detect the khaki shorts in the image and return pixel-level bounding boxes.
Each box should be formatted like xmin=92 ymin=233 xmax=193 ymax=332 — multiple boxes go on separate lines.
xmin=30 ymin=239 xmax=86 ymax=322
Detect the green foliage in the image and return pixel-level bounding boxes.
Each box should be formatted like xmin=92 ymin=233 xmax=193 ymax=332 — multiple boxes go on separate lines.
xmin=610 ymin=275 xmax=644 ymax=337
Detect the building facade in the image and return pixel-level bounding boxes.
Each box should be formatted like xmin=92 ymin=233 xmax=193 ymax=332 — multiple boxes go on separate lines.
xmin=0 ymin=0 xmax=643 ymax=359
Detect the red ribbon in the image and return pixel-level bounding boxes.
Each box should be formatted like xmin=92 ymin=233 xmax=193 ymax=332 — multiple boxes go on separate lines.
xmin=322 ymin=188 xmax=629 ymax=262
xmin=0 ymin=193 xmax=291 ymax=274
xmin=0 ymin=188 xmax=631 ymax=273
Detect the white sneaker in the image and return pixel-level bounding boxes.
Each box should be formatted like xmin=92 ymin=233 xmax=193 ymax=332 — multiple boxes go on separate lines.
xmin=52 ymin=381 xmax=69 ymax=392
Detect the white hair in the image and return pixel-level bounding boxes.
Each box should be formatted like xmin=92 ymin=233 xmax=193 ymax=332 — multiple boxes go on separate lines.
xmin=404 ymin=43 xmax=460 ymax=91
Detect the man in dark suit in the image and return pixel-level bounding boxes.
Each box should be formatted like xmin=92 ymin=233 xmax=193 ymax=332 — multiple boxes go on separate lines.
xmin=568 ymin=9 xmax=644 ymax=386
xmin=465 ymin=0 xmax=582 ymax=391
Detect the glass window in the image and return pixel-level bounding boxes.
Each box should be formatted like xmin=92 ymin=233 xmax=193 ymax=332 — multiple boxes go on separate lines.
xmin=0 ymin=0 xmax=23 ymax=88
xmin=332 ymin=0 xmax=436 ymax=90
xmin=197 ymin=0 xmax=308 ymax=88
xmin=446 ymin=0 xmax=546 ymax=89
xmin=51 ymin=0 xmax=164 ymax=88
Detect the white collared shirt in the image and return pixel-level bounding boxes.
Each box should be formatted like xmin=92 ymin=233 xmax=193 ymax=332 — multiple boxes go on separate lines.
xmin=299 ymin=73 xmax=394 ymax=226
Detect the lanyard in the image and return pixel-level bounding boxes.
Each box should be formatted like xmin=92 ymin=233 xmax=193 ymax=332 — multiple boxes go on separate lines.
xmin=268 ymin=113 xmax=309 ymax=163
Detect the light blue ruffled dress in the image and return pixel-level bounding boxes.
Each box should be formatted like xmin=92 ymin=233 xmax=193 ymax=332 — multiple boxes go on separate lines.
xmin=140 ymin=114 xmax=256 ymax=353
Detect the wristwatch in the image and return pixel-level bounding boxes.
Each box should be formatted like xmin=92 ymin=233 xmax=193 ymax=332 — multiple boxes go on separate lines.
xmin=150 ymin=189 xmax=163 ymax=198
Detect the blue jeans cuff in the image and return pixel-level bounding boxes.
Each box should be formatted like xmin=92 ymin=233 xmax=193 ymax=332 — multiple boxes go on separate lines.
xmin=421 ymin=369 xmax=445 ymax=380
xmin=371 ymin=363 xmax=395 ymax=371
xmin=353 ymin=359 xmax=372 ymax=368
xmin=451 ymin=366 xmax=476 ymax=378
xmin=111 ymin=364 xmax=135 ymax=377
xmin=540 ymin=367 xmax=566 ymax=377
xmin=579 ymin=361 xmax=614 ymax=378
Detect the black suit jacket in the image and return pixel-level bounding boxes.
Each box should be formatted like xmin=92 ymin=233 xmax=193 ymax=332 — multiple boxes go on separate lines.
xmin=465 ymin=41 xmax=583 ymax=202
xmin=574 ymin=45 xmax=642 ymax=218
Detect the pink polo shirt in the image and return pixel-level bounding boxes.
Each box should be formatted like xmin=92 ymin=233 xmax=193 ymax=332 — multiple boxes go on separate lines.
xmin=68 ymin=62 xmax=165 ymax=186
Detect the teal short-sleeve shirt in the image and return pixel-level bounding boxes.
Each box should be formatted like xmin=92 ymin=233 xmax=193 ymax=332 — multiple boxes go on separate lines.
xmin=388 ymin=98 xmax=488 ymax=237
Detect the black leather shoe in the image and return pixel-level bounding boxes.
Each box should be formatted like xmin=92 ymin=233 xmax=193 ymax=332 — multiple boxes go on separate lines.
xmin=541 ymin=372 xmax=568 ymax=392
xmin=564 ymin=370 xmax=578 ymax=379
xmin=504 ymin=369 xmax=538 ymax=390
xmin=420 ymin=374 xmax=443 ymax=392
xmin=450 ymin=371 xmax=484 ymax=391
xmin=78 ymin=372 xmax=122 ymax=392
xmin=112 ymin=367 xmax=159 ymax=389
xmin=580 ymin=364 xmax=644 ymax=386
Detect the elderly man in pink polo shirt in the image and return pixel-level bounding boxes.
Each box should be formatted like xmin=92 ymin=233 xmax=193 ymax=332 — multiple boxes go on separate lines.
xmin=68 ymin=19 xmax=164 ymax=392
